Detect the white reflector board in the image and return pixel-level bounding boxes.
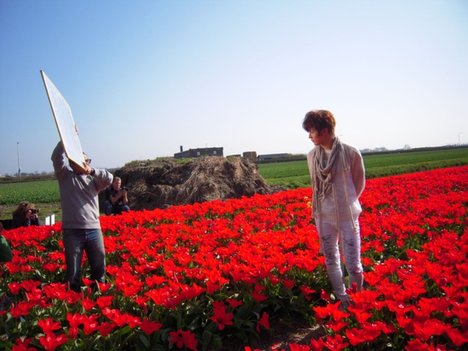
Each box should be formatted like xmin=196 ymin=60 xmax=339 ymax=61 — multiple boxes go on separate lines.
xmin=40 ymin=70 xmax=86 ymax=171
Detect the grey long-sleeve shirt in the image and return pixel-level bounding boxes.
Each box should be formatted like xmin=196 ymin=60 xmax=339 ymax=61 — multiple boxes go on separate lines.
xmin=52 ymin=142 xmax=113 ymax=229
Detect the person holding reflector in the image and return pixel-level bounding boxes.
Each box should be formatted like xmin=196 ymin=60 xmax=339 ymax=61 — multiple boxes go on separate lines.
xmin=42 ymin=70 xmax=114 ymax=292
xmin=52 ymin=142 xmax=113 ymax=292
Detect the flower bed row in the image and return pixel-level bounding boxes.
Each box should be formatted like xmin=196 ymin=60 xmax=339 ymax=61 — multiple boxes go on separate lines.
xmin=0 ymin=166 xmax=467 ymax=350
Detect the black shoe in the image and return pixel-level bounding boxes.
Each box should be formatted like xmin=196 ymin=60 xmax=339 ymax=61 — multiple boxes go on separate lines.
xmin=0 ymin=295 xmax=12 ymax=311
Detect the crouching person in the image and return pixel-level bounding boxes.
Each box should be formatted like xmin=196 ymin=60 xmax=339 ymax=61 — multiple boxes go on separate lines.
xmin=103 ymin=177 xmax=130 ymax=215
xmin=12 ymin=201 xmax=41 ymax=228
xmin=52 ymin=141 xmax=113 ymax=292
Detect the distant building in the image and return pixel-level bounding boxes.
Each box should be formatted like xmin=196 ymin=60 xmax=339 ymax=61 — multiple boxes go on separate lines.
xmin=242 ymin=151 xmax=257 ymax=162
xmin=257 ymin=153 xmax=290 ymax=162
xmin=360 ymin=147 xmax=389 ymax=154
xmin=174 ymin=146 xmax=223 ymax=158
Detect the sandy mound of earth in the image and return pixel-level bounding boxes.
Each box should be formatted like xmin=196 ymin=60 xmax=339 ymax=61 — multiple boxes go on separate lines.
xmin=113 ymin=156 xmax=279 ymax=210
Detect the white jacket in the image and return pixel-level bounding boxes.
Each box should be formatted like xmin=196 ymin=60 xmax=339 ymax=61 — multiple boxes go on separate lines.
xmin=307 ymin=143 xmax=365 ymax=222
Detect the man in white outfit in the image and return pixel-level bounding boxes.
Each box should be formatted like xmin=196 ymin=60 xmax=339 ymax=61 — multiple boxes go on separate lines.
xmin=303 ymin=110 xmax=365 ymax=309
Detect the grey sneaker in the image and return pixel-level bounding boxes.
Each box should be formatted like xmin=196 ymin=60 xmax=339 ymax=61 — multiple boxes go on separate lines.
xmin=338 ymin=296 xmax=350 ymax=311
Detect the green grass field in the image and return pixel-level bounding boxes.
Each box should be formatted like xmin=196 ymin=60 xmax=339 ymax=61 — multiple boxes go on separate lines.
xmin=1 ymin=147 xmax=467 ymax=221
xmin=0 ymin=179 xmax=59 ymax=205
xmin=259 ymin=147 xmax=468 ymax=188
xmin=0 ymin=179 xmax=61 ymax=221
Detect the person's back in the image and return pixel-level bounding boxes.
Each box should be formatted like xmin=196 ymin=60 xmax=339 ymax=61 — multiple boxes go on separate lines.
xmin=0 ymin=223 xmax=12 ymax=263
xmin=306 ymin=143 xmax=364 ymax=221
xmin=0 ymin=222 xmax=12 ymax=310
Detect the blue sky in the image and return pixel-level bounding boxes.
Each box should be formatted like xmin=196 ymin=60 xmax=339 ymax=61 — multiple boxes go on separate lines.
xmin=1 ymin=0 xmax=467 ymax=175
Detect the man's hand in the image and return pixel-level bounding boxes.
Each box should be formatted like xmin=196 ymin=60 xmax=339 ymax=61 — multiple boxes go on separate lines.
xmin=69 ymin=160 xmax=92 ymax=175
xmin=82 ymin=163 xmax=95 ymax=176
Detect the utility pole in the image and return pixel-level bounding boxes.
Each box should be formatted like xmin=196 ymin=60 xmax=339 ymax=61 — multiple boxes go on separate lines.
xmin=17 ymin=141 xmax=21 ymax=181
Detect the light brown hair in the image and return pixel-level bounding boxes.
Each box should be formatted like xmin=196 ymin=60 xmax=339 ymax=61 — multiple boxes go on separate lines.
xmin=302 ymin=110 xmax=336 ymax=135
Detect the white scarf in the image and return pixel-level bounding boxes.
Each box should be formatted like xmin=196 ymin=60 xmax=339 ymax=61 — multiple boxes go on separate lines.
xmin=312 ymin=137 xmax=343 ymax=212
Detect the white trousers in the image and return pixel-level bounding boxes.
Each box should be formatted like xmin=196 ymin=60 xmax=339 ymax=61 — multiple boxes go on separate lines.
xmin=316 ymin=216 xmax=363 ymax=301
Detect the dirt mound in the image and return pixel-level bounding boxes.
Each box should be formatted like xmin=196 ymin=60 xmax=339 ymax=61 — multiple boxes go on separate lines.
xmin=114 ymin=157 xmax=279 ymax=210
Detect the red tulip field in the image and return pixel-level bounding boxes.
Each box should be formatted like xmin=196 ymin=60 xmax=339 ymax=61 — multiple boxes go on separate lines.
xmin=0 ymin=166 xmax=467 ymax=350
